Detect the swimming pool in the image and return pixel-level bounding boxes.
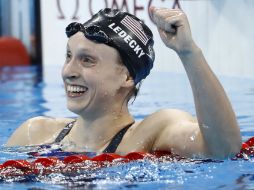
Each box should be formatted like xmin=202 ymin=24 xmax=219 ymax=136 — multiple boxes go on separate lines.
xmin=0 ymin=65 xmax=254 ymax=189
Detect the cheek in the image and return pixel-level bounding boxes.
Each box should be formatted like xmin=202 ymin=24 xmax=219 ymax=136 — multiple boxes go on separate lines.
xmin=101 ymin=63 xmax=124 ymax=81
xmin=95 ymin=72 xmax=119 ymax=97
xmin=95 ymin=65 xmax=114 ymax=81
xmin=88 ymin=62 xmax=125 ymax=96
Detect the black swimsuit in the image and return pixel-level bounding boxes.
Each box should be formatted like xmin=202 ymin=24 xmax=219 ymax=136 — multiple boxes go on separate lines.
xmin=54 ymin=120 xmax=133 ymax=153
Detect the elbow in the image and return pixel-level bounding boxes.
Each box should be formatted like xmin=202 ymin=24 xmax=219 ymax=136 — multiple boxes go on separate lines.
xmin=228 ymin=135 xmax=242 ymax=157
xmin=216 ymin=123 xmax=242 ymax=159
xmin=211 ymin=135 xmax=242 ymax=159
xmin=205 ymin=131 xmax=242 ymax=159
xmin=227 ymin=127 xmax=242 ymax=157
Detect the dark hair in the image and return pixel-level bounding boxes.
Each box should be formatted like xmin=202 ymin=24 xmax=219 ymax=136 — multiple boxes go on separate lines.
xmin=127 ymin=82 xmax=141 ymax=104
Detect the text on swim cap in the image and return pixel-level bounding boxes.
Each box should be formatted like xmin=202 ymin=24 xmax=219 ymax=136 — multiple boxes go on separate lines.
xmin=108 ymin=23 xmax=145 ymax=58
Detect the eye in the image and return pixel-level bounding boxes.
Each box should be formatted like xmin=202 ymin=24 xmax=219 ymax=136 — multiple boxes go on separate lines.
xmin=81 ymin=55 xmax=92 ymax=62
xmin=65 ymin=51 xmax=72 ymax=62
xmin=79 ymin=55 xmax=96 ymax=67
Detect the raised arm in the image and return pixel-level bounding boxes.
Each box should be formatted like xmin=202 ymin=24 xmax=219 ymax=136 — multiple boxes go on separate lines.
xmin=150 ymin=7 xmax=241 ymax=158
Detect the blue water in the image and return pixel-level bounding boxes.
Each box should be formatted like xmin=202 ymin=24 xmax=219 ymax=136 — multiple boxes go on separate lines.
xmin=0 ymin=65 xmax=254 ymax=189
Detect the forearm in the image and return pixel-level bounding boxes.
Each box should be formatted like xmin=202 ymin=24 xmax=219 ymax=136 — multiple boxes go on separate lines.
xmin=178 ymin=45 xmax=241 ymax=157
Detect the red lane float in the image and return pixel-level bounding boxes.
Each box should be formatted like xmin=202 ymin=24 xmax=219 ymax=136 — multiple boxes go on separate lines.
xmin=0 ymin=152 xmax=158 ymax=177
xmin=235 ymin=137 xmax=254 ymax=159
xmin=1 ymin=138 xmax=254 ymax=177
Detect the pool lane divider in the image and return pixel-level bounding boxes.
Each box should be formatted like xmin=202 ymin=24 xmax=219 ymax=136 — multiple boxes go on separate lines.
xmin=0 ymin=151 xmax=169 ymax=177
xmin=0 ymin=137 xmax=254 ymax=177
xmin=235 ymin=137 xmax=254 ymax=159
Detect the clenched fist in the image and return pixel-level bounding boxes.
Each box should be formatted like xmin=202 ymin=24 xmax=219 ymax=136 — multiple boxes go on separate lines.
xmin=149 ymin=7 xmax=197 ymax=55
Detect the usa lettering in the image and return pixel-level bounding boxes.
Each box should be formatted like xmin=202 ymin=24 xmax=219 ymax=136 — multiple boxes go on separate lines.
xmin=108 ymin=23 xmax=145 ymax=58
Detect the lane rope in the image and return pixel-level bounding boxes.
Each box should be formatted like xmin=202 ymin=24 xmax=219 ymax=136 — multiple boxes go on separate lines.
xmin=0 ymin=137 xmax=253 ymax=177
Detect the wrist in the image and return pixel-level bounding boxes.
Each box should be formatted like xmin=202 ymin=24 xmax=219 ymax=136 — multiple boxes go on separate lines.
xmin=177 ymin=44 xmax=204 ymax=67
xmin=177 ymin=42 xmax=201 ymax=58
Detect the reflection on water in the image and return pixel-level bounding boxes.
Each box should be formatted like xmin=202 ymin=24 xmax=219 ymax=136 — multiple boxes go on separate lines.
xmin=0 ymin=66 xmax=46 ymax=119
xmin=0 ymin=66 xmax=42 ymax=84
xmin=236 ymin=173 xmax=254 ymax=190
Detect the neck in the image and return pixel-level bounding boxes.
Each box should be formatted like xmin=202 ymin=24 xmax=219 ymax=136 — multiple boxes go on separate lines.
xmin=69 ymin=104 xmax=134 ymax=151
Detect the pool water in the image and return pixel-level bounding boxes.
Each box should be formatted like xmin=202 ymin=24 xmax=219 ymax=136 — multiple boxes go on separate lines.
xmin=0 ymin=66 xmax=254 ymax=189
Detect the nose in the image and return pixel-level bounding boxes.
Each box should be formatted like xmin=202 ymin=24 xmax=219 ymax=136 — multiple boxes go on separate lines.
xmin=62 ymin=59 xmax=80 ymax=82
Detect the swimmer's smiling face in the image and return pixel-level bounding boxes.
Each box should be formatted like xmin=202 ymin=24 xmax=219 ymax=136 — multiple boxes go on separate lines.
xmin=62 ymin=32 xmax=132 ymax=117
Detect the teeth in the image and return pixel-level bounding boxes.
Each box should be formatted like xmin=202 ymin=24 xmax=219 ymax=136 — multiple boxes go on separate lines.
xmin=67 ymin=85 xmax=87 ymax=93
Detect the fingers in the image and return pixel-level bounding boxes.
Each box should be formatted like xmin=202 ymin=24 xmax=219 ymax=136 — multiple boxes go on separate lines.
xmin=150 ymin=7 xmax=185 ymax=33
xmin=158 ymin=28 xmax=175 ymax=49
xmin=149 ymin=6 xmax=180 ymax=16
xmin=150 ymin=7 xmax=182 ymax=20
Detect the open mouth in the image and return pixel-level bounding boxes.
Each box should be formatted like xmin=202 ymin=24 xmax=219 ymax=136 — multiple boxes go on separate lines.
xmin=66 ymin=84 xmax=88 ymax=97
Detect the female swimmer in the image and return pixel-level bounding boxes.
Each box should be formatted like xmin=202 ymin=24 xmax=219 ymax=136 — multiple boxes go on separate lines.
xmin=7 ymin=7 xmax=241 ymax=159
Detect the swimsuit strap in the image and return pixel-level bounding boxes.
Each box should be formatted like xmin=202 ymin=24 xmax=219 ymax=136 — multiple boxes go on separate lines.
xmin=54 ymin=120 xmax=133 ymax=153
xmin=103 ymin=123 xmax=133 ymax=153
xmin=54 ymin=120 xmax=76 ymax=143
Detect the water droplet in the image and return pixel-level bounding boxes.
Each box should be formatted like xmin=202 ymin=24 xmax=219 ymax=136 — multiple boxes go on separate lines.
xmin=201 ymin=124 xmax=209 ymax=129
xmin=190 ymin=135 xmax=195 ymax=141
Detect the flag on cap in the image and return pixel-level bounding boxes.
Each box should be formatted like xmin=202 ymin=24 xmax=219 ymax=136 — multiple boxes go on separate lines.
xmin=121 ymin=15 xmax=150 ymax=46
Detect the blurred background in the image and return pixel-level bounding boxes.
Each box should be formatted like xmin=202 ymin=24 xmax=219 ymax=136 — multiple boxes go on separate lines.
xmin=0 ymin=0 xmax=41 ymax=67
xmin=0 ymin=0 xmax=254 ymax=82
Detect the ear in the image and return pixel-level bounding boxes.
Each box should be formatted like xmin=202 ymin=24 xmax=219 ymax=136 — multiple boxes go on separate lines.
xmin=121 ymin=74 xmax=135 ymax=88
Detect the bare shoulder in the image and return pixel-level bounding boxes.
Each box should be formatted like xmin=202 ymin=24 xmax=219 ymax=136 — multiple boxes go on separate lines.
xmin=145 ymin=109 xmax=206 ymax=157
xmin=142 ymin=108 xmax=197 ymax=126
xmin=130 ymin=109 xmax=197 ymax=136
xmin=6 ymin=116 xmax=74 ymax=146
xmin=119 ymin=109 xmax=198 ymax=153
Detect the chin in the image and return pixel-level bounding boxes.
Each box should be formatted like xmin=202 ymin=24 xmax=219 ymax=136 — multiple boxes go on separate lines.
xmin=67 ymin=102 xmax=85 ymax=115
